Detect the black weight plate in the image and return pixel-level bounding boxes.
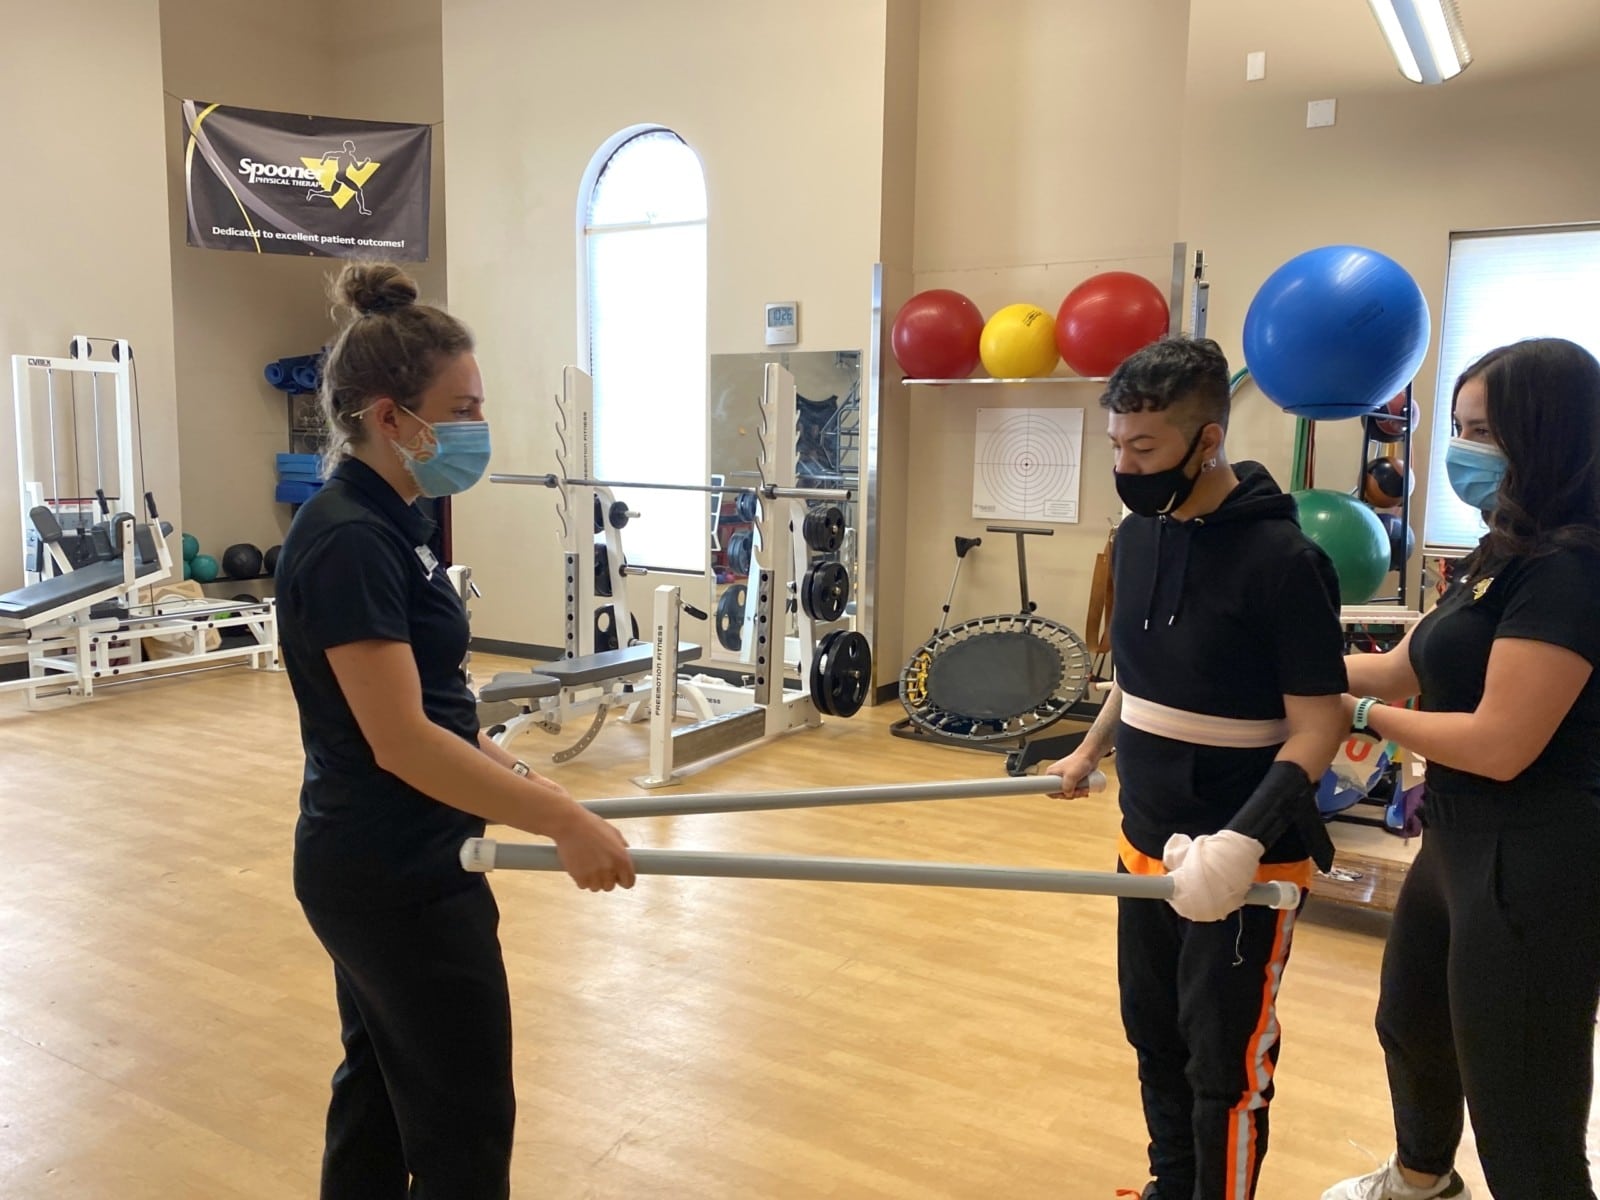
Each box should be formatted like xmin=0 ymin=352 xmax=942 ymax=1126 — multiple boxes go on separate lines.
xmin=716 ymin=584 xmax=747 ymax=652
xmin=594 ymin=544 xmax=612 ymax=597
xmin=735 ymin=491 xmax=759 ymax=523
xmin=803 ymin=561 xmax=850 ymax=622
xmin=820 ymin=629 xmax=871 ymax=718
xmin=594 ymin=605 xmax=617 ymax=652
xmin=608 ymin=500 xmax=631 ymax=529
xmin=726 ymin=529 xmax=754 ymax=577
xmin=594 ymin=606 xmax=640 ymax=653
xmin=808 ymin=630 xmax=839 ymax=716
xmin=802 ymin=505 xmax=846 ymax=554
xmin=593 ymin=495 xmax=604 ymax=534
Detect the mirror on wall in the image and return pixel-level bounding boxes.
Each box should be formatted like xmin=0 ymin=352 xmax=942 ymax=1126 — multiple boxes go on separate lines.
xmin=705 ymin=349 xmax=862 ymax=668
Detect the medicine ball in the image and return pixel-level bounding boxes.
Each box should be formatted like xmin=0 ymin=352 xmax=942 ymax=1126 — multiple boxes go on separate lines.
xmin=222 ymin=543 xmax=264 ymax=579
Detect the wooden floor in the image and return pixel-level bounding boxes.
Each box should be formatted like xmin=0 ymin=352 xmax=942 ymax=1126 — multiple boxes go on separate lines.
xmin=0 ymin=654 xmax=1587 ymax=1198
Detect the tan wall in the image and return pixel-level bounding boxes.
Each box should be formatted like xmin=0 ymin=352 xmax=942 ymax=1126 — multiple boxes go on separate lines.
xmin=442 ymin=0 xmax=891 ymax=647
xmin=160 ymin=0 xmax=446 ymax=570
xmin=892 ymin=0 xmax=1190 ymax=672
xmin=1180 ymin=0 xmax=1600 ymax=601
xmin=0 ymin=0 xmax=179 ymax=592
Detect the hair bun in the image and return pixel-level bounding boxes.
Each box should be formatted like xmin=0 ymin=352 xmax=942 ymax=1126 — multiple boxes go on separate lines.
xmin=335 ymin=262 xmax=419 ymax=317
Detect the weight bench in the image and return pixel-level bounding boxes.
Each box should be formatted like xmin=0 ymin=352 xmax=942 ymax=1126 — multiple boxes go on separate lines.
xmin=478 ymin=671 xmax=561 ymax=705
xmin=0 ymin=553 xmax=165 ymax=631
xmin=1 ymin=508 xmax=172 ymax=632
xmin=479 ymin=642 xmax=704 ymax=764
xmin=539 ymin=641 xmax=702 ymax=687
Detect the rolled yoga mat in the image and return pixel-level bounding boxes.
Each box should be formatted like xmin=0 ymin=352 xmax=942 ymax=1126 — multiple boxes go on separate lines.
xmin=264 ymin=354 xmax=322 ymax=393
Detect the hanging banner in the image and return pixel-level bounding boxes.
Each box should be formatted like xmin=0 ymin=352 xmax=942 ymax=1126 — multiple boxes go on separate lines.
xmin=181 ymin=100 xmax=432 ymax=261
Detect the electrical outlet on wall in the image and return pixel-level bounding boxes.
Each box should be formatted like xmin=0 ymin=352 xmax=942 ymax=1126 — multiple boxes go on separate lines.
xmin=1307 ymin=98 xmax=1337 ymax=128
xmin=1246 ymin=51 xmax=1265 ymax=81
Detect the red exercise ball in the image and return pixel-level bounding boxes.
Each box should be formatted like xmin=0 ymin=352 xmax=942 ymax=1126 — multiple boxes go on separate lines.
xmin=891 ymin=289 xmax=985 ymax=379
xmin=1054 ymin=271 xmax=1171 ymax=378
xmin=1365 ymin=391 xmax=1417 ymax=443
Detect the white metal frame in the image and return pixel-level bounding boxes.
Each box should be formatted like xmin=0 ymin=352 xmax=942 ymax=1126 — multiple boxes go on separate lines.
xmin=3 ymin=336 xmax=280 ymax=708
xmin=634 ymin=364 xmax=838 ymax=787
xmin=14 ymin=336 xmax=137 ymax=585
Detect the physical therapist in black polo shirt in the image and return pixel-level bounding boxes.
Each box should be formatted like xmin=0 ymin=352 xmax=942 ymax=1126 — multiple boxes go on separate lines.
xmin=274 ymin=261 xmax=635 ymax=1200
xmin=1322 ymin=337 xmax=1600 ymax=1200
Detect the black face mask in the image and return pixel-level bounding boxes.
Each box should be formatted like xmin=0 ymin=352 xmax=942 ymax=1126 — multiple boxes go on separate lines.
xmin=1114 ymin=425 xmax=1209 ymax=518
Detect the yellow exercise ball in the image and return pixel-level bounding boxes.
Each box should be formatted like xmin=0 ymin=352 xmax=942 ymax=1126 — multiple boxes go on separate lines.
xmin=979 ymin=303 xmax=1060 ymax=378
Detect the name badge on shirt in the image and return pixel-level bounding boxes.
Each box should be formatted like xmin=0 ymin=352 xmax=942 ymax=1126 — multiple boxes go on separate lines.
xmin=415 ymin=545 xmax=439 ymax=579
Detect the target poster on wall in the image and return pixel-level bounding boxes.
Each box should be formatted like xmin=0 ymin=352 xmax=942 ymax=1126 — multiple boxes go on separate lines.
xmin=972 ymin=407 xmax=1084 ymax=523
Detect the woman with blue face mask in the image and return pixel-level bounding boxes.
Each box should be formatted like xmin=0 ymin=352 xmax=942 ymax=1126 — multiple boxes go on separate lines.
xmin=1323 ymin=337 xmax=1600 ymax=1200
xmin=273 ymin=261 xmax=636 ymax=1200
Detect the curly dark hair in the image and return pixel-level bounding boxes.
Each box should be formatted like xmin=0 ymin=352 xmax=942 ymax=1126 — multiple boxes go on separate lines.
xmin=1454 ymin=337 xmax=1600 ymax=572
xmin=1099 ymin=335 xmax=1232 ymax=434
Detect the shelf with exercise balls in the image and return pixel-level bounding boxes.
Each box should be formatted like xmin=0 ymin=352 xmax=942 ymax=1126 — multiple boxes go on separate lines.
xmin=1240 ymin=243 xmax=1429 ymax=610
xmin=888 ymin=266 xmax=1174 ymax=388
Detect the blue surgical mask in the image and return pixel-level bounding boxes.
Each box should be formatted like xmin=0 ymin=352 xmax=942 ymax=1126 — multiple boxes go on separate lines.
xmin=393 ymin=409 xmax=492 ymax=497
xmin=1444 ymin=436 xmax=1506 ymax=514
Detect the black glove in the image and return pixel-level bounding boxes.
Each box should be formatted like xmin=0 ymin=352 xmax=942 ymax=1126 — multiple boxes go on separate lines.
xmin=1227 ymin=760 xmax=1335 ymax=873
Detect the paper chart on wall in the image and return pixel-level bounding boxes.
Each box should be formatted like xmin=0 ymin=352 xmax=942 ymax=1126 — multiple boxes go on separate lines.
xmin=972 ymin=407 xmax=1083 ymax=523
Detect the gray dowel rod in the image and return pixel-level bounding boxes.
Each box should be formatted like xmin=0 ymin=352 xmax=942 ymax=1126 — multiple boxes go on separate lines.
xmin=458 ymin=841 xmax=1301 ymax=911
xmin=580 ymin=771 xmax=1107 ymax=820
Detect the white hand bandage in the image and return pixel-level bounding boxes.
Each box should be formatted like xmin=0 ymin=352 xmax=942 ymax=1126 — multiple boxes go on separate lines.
xmin=1161 ymin=830 xmax=1266 ymax=922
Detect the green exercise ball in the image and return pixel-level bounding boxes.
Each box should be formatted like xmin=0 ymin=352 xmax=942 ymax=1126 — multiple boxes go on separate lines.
xmin=181 ymin=532 xmax=200 ymax=562
xmin=182 ymin=559 xmax=193 ymax=581
xmin=190 ymin=553 xmax=220 ymax=583
xmin=1292 ymin=488 xmax=1391 ymax=605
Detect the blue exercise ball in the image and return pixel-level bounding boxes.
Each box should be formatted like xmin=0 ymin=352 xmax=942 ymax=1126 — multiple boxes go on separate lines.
xmin=1243 ymin=245 xmax=1431 ymax=420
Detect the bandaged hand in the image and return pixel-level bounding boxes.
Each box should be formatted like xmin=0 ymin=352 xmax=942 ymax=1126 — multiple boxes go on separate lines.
xmin=1161 ymin=830 xmax=1266 ymax=922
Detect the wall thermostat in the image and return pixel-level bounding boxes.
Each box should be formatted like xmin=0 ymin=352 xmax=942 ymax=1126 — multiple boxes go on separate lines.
xmin=765 ymin=302 xmax=798 ymax=346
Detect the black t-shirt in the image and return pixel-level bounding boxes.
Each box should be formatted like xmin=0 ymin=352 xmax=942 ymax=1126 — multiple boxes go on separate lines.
xmin=1409 ymin=544 xmax=1600 ymax=829
xmin=274 ymin=457 xmax=483 ymax=911
xmin=1111 ymin=463 xmax=1349 ymax=861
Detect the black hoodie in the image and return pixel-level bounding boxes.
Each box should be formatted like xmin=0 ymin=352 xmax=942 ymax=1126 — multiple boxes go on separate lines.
xmin=1110 ymin=461 xmax=1348 ymax=863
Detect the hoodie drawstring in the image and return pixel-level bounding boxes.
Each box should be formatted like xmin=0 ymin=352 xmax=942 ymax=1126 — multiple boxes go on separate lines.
xmin=1143 ymin=517 xmax=1203 ymax=629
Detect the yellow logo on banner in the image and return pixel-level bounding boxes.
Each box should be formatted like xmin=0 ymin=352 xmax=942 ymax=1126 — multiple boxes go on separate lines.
xmin=302 ymin=140 xmax=380 ymax=215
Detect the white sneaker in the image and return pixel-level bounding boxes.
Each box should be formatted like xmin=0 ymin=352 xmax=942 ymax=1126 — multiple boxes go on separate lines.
xmin=1321 ymin=1154 xmax=1471 ymax=1200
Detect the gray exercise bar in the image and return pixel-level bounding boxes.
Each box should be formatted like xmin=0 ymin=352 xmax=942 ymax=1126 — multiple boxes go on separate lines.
xmin=458 ymin=841 xmax=1301 ymax=910
xmin=578 ymin=772 xmax=1108 ymax=820
xmin=490 ymin=471 xmax=851 ymax=502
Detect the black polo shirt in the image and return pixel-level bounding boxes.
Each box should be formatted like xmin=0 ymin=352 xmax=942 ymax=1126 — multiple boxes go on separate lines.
xmin=275 ymin=457 xmax=482 ymax=911
xmin=1409 ymin=544 xmax=1600 ymax=830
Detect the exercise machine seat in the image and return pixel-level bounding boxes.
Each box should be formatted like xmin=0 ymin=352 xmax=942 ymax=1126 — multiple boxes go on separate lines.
xmin=0 ymin=558 xmax=162 ymax=622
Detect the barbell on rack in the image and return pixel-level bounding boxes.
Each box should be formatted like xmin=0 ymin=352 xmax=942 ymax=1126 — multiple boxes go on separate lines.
xmin=493 ymin=472 xmax=852 ymax=503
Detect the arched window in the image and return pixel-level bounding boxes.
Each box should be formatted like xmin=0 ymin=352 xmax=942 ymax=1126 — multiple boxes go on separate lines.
xmin=580 ymin=127 xmax=708 ymax=573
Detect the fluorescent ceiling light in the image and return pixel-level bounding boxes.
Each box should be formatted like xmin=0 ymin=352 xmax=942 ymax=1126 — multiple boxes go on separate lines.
xmin=1367 ymin=0 xmax=1472 ymax=84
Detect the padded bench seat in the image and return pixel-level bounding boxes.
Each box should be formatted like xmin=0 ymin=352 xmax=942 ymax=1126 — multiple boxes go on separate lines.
xmin=0 ymin=559 xmax=161 ymax=622
xmin=478 ymin=672 xmax=562 ymax=704
xmin=535 ymin=642 xmax=703 ymax=688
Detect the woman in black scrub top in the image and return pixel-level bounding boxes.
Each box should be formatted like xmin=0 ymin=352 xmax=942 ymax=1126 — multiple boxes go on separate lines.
xmin=274 ymin=261 xmax=636 ymax=1200
xmin=1322 ymin=337 xmax=1600 ymax=1200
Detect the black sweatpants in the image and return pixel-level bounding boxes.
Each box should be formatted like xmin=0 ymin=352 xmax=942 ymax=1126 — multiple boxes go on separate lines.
xmin=1117 ymin=862 xmax=1306 ymax=1200
xmin=1377 ymin=818 xmax=1600 ymax=1200
xmin=302 ymin=879 xmax=516 ymax=1200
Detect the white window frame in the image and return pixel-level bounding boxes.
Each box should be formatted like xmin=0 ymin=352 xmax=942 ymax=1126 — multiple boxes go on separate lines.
xmin=1423 ymin=222 xmax=1600 ymax=557
xmin=575 ymin=126 xmax=709 ymax=576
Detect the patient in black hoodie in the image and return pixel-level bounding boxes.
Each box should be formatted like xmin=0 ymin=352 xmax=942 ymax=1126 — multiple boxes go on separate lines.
xmin=1047 ymin=336 xmax=1347 ymax=1200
